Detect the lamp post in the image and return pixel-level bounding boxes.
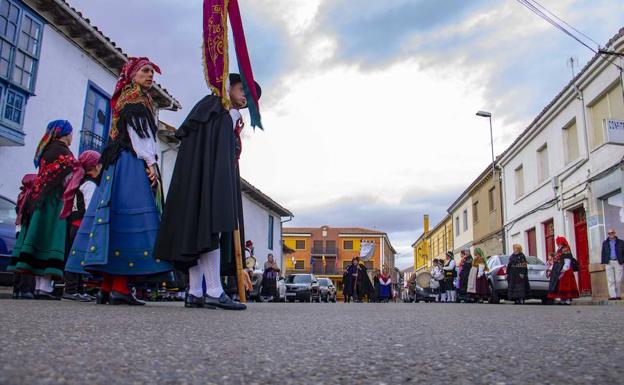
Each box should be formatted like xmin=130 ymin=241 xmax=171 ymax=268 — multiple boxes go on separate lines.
xmin=476 ymin=110 xmax=495 ymax=178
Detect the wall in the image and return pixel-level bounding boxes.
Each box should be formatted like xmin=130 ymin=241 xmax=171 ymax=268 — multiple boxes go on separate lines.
xmin=242 ymin=196 xmax=282 ymax=270
xmin=0 ymin=24 xmax=116 ymax=200
xmin=471 ymin=172 xmax=504 ymax=256
xmin=451 ymin=196 xmax=474 ymax=255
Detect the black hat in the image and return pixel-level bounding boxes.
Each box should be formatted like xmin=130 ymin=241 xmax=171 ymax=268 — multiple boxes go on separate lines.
xmin=445 ymin=251 xmax=454 ymax=259
xmin=229 ymin=73 xmax=262 ymax=100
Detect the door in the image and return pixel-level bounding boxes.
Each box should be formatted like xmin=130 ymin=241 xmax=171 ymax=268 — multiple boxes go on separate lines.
xmin=543 ymin=219 xmax=555 ymax=261
xmin=526 ymin=228 xmax=537 ymax=257
xmin=573 ymin=207 xmax=591 ymax=295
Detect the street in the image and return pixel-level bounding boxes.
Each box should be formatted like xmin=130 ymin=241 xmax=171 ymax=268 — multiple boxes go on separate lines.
xmin=1 ymin=300 xmax=622 ymax=385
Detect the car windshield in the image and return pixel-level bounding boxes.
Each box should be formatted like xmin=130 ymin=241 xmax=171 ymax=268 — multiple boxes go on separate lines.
xmin=498 ymin=255 xmax=545 ymax=266
xmin=319 ymin=279 xmax=329 ymax=287
xmin=287 ymin=275 xmax=311 ymax=284
xmin=0 ymin=197 xmax=16 ymax=226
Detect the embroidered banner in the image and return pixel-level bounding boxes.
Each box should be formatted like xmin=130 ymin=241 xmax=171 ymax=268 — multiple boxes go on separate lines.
xmin=202 ymin=0 xmax=229 ymax=108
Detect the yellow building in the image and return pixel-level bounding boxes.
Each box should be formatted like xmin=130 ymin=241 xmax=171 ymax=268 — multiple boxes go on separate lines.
xmin=412 ymin=215 xmax=429 ymax=273
xmin=427 ymin=215 xmax=453 ymax=262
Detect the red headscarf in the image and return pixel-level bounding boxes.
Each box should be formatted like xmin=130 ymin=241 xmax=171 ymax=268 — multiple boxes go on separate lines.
xmin=555 ymin=236 xmax=571 ymax=261
xmin=16 ymin=174 xmax=37 ymax=226
xmin=111 ymin=57 xmax=161 ymax=110
xmin=59 ymin=150 xmax=101 ymax=219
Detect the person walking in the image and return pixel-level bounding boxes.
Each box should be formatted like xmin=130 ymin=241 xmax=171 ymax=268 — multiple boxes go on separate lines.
xmin=507 ymin=244 xmax=530 ymax=304
xmin=601 ymin=229 xmax=624 ymax=300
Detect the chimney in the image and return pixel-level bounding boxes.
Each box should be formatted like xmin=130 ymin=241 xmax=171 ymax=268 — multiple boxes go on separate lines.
xmin=424 ymin=214 xmax=429 ymax=234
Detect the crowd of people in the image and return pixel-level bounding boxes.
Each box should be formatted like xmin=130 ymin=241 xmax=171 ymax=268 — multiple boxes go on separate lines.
xmin=342 ymin=257 xmax=396 ymax=303
xmin=418 ymin=234 xmax=604 ymax=305
xmin=8 ymin=56 xmax=258 ymax=310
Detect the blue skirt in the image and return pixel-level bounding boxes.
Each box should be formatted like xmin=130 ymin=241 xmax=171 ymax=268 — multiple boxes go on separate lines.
xmin=65 ymin=150 xmax=172 ymax=276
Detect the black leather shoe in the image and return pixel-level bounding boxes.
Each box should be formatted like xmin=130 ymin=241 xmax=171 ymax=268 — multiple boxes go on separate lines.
xmin=185 ymin=293 xmax=205 ymax=308
xmin=109 ymin=291 xmax=145 ymax=306
xmin=204 ymin=293 xmax=247 ymax=310
xmin=96 ymin=290 xmax=110 ymax=305
xmin=20 ymin=292 xmax=35 ymax=300
xmin=34 ymin=290 xmax=60 ymax=300
xmin=62 ymin=292 xmax=91 ymax=302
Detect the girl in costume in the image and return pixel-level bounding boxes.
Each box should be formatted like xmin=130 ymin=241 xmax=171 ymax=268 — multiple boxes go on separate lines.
xmin=62 ymin=150 xmax=101 ymax=301
xmin=9 ymin=120 xmax=78 ymax=300
xmin=547 ymin=236 xmax=580 ymax=305
xmin=66 ymin=57 xmax=171 ymax=306
xmin=507 ymin=244 xmax=530 ymax=304
xmin=442 ymin=251 xmax=457 ymax=302
xmin=378 ymin=265 xmax=392 ymax=302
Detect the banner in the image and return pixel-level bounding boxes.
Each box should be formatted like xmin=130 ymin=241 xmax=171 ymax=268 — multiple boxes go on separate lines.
xmin=202 ymin=0 xmax=230 ymax=108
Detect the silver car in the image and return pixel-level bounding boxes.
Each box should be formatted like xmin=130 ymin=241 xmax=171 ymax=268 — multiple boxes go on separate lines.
xmin=487 ymin=255 xmax=552 ymax=304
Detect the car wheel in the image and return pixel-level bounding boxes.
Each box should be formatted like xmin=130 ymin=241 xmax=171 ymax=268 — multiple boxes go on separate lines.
xmin=306 ymin=293 xmax=312 ymax=303
xmin=488 ymin=282 xmax=500 ymax=304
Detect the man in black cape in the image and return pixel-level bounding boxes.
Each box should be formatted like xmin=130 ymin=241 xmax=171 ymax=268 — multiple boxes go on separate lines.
xmin=154 ymin=74 xmax=260 ymax=310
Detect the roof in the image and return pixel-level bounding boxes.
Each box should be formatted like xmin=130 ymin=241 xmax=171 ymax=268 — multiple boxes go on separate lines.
xmin=283 ymin=227 xmax=388 ymax=235
xmin=241 ymin=178 xmax=293 ymax=217
xmin=26 ymin=0 xmax=181 ymax=110
xmin=499 ymin=27 xmax=624 ymax=164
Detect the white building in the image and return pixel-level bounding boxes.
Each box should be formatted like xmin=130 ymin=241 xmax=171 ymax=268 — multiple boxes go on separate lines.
xmin=500 ymin=28 xmax=624 ymax=296
xmin=0 ymin=0 xmax=180 ymax=201
xmin=448 ymin=193 xmax=474 ymax=258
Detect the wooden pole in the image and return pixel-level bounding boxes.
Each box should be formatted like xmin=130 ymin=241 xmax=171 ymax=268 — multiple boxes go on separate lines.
xmin=233 ymin=229 xmax=247 ymax=303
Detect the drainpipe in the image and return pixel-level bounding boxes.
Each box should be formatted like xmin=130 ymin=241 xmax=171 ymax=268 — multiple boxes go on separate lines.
xmin=496 ymin=168 xmax=506 ymax=255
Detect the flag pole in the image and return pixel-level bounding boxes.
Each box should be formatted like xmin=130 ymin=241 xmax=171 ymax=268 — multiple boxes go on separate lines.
xmin=233 ymin=228 xmax=247 ymax=303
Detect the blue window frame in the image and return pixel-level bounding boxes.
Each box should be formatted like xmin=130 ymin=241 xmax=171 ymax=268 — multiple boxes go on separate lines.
xmin=0 ymin=0 xmax=43 ymax=146
xmin=268 ymin=215 xmax=274 ymax=250
xmin=79 ymin=82 xmax=111 ymax=153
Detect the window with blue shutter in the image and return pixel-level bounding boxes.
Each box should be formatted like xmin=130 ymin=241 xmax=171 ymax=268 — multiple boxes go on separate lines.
xmin=0 ymin=0 xmax=43 ymax=146
xmin=79 ymin=82 xmax=111 ymax=153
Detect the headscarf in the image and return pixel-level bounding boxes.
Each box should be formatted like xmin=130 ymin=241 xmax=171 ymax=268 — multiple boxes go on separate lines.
xmin=473 ymin=247 xmax=488 ymax=271
xmin=555 ymin=236 xmax=571 ymax=260
xmin=34 ymin=120 xmax=73 ymax=168
xmin=109 ymin=57 xmax=161 ymax=140
xmin=59 ymin=150 xmax=101 ymax=219
xmin=15 ymin=174 xmax=36 ymax=226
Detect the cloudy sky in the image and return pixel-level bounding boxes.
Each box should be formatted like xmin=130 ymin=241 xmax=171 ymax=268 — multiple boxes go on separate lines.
xmin=70 ymin=0 xmax=623 ymax=268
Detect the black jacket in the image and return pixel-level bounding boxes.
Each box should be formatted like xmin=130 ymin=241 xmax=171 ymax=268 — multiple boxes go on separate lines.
xmin=601 ymin=237 xmax=624 ymax=265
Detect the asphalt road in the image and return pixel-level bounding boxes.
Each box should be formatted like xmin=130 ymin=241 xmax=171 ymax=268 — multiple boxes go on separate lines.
xmin=0 ymin=299 xmax=622 ymax=385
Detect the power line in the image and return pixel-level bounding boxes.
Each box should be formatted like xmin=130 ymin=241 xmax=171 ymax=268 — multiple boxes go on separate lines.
xmin=529 ymin=0 xmax=601 ymax=48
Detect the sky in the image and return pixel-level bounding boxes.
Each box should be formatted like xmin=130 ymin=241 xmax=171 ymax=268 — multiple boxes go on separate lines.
xmin=70 ymin=0 xmax=623 ymax=269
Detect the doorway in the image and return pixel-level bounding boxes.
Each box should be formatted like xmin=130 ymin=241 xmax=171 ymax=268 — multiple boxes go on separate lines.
xmin=573 ymin=207 xmax=591 ymax=295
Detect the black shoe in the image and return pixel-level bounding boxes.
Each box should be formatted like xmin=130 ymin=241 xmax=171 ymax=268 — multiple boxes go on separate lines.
xmin=204 ymin=293 xmax=247 ymax=310
xmin=80 ymin=293 xmax=96 ymax=301
xmin=62 ymin=292 xmax=91 ymax=302
xmin=109 ymin=291 xmax=145 ymax=306
xmin=96 ymin=290 xmax=110 ymax=305
xmin=185 ymin=293 xmax=205 ymax=308
xmin=34 ymin=290 xmax=60 ymax=300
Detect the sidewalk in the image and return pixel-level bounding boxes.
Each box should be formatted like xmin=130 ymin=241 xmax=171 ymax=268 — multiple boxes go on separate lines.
xmin=571 ymin=296 xmax=624 ymax=307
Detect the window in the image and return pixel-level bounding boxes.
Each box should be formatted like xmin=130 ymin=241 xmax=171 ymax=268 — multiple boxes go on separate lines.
xmin=325 ymin=240 xmax=336 ymax=253
xmin=4 ymin=88 xmax=21 ymax=123
xmin=473 ymin=201 xmax=479 ymax=223
xmin=455 ymin=216 xmax=460 ymax=236
xmin=462 ymin=209 xmax=468 ymax=231
xmin=589 ymin=83 xmax=624 ymax=149
xmin=563 ymin=121 xmax=579 ymax=164
xmin=515 ymin=165 xmax=524 ymax=199
xmin=294 ymin=260 xmax=304 ymax=270
xmin=537 ymin=144 xmax=549 ymax=184
xmin=295 ymin=240 xmax=305 ymax=250
xmin=267 ymin=215 xmax=274 ymax=250
xmin=526 ymin=228 xmax=537 ymax=257
xmin=488 ymin=187 xmax=496 ymax=212
xmin=80 ymin=84 xmax=111 ymax=153
xmin=343 ymin=240 xmax=353 ymax=250
xmin=0 ymin=2 xmax=43 ymax=144
xmin=602 ymin=191 xmax=624 ymax=239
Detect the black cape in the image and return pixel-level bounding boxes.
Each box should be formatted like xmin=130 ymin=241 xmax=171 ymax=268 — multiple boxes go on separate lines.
xmin=507 ymin=253 xmax=530 ymax=300
xmin=154 ymin=95 xmax=245 ymax=277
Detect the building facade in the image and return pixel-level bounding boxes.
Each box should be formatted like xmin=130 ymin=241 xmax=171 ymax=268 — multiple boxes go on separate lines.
xmin=449 ymin=193 xmax=474 ymax=257
xmin=470 ymin=167 xmax=505 ymax=257
xmin=428 ymin=215 xmax=454 ymax=262
xmin=0 ymin=0 xmax=180 ymax=201
xmin=283 ymin=226 xmax=397 ymax=297
xmin=500 ymin=28 xmax=624 ymax=296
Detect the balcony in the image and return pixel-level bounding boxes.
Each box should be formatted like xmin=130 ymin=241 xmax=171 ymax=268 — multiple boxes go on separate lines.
xmin=311 ymin=247 xmax=338 ymax=256
xmin=311 ymin=257 xmax=338 ymax=275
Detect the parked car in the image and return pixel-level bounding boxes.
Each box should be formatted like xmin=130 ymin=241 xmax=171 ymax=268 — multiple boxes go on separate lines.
xmin=285 ymin=273 xmax=321 ymax=302
xmin=0 ymin=195 xmax=17 ymax=286
xmin=487 ymin=255 xmax=551 ymax=304
xmin=318 ymin=278 xmax=337 ymax=302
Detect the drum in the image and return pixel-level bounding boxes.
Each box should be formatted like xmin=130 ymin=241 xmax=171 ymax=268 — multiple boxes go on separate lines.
xmin=416 ymin=271 xmax=432 ymax=288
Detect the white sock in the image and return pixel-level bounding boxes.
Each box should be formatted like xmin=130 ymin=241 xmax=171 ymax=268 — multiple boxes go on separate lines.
xmin=199 ymin=248 xmax=224 ymax=298
xmin=36 ymin=276 xmax=53 ymax=293
xmin=188 ymin=264 xmax=204 ymax=298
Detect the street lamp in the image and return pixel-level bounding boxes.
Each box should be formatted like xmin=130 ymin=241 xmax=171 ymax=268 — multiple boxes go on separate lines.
xmin=476 ymin=110 xmax=495 ymax=178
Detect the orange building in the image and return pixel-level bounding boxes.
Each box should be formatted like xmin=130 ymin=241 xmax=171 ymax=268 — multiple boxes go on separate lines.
xmin=282 ymin=226 xmax=397 ymax=298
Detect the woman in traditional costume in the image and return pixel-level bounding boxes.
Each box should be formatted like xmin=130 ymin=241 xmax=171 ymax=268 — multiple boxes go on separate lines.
xmin=260 ymin=253 xmax=280 ymax=301
xmin=547 ymin=236 xmax=580 ymax=305
xmin=507 ymin=244 xmax=530 ymax=304
xmin=378 ymin=265 xmax=392 ymax=302
xmin=467 ymin=248 xmax=489 ymax=302
xmin=442 ymin=252 xmax=457 ymax=302
xmin=9 ymin=120 xmax=77 ymax=299
xmin=458 ymin=250 xmax=473 ymax=301
xmin=66 ymin=57 xmax=171 ymax=306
